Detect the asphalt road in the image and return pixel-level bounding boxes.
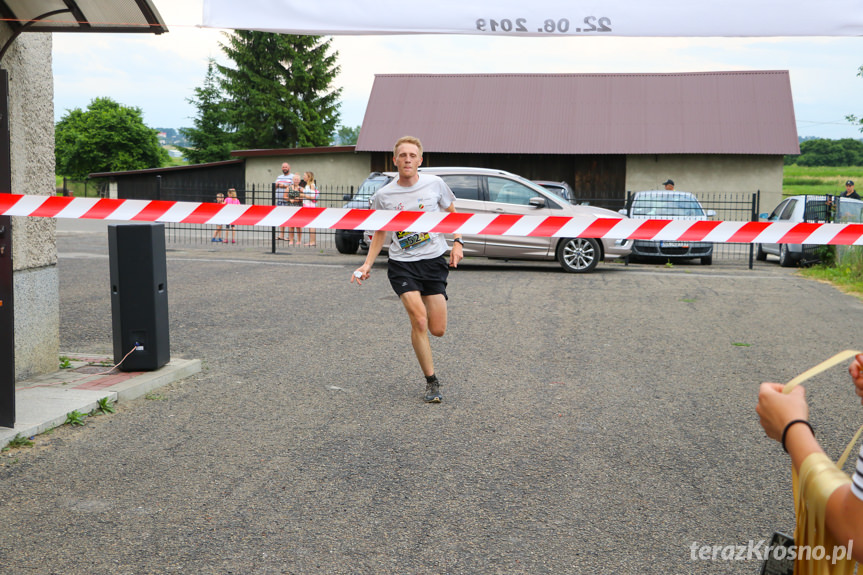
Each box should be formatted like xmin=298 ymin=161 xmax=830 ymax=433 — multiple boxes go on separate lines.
xmin=2 ymin=221 xmax=862 ymax=574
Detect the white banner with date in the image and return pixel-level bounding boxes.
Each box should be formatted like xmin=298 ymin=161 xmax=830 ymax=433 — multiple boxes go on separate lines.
xmin=202 ymin=0 xmax=863 ymax=37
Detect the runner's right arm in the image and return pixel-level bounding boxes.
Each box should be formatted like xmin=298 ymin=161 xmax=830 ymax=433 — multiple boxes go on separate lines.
xmin=351 ymin=230 xmax=388 ymax=285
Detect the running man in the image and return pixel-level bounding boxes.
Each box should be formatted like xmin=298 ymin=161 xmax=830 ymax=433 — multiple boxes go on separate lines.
xmin=351 ymin=136 xmax=464 ymax=402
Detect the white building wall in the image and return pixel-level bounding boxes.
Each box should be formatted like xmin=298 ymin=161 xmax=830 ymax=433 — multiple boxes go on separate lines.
xmin=625 ymin=154 xmax=785 ymax=218
xmin=243 ymin=151 xmax=372 ymax=207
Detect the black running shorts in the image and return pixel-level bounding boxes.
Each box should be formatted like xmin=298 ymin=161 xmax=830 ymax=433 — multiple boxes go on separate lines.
xmin=387 ymin=255 xmax=449 ymax=300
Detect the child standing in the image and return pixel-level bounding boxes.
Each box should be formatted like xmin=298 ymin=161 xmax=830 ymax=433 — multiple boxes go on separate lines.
xmin=223 ymin=188 xmax=241 ymax=244
xmin=211 ymin=192 xmax=225 ymax=242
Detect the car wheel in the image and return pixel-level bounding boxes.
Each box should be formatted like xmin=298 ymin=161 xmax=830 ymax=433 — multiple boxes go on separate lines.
xmin=778 ymin=244 xmax=795 ymax=268
xmin=755 ymin=244 xmax=767 ymax=261
xmin=700 ymin=255 xmax=713 ymax=265
xmin=556 ymin=238 xmax=600 ymax=273
xmin=335 ymin=232 xmax=359 ymax=254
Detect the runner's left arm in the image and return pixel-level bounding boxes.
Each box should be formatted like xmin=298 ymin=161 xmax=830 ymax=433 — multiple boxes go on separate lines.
xmin=446 ymin=203 xmax=464 ymax=268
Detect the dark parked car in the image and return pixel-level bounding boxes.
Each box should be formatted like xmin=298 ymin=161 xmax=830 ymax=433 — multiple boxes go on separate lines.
xmin=620 ymin=190 xmax=716 ymax=265
xmin=334 ymin=172 xmax=394 ymax=254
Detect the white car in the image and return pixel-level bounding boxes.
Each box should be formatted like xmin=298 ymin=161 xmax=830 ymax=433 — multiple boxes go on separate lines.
xmin=620 ymin=191 xmax=716 ymax=265
xmin=757 ymin=194 xmax=863 ymax=267
xmin=364 ymin=167 xmax=633 ymax=273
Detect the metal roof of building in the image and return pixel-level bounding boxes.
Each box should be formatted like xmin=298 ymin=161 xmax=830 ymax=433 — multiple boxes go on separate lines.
xmin=355 ymin=71 xmax=800 ymax=156
xmin=0 ymin=0 xmax=167 ymax=34
xmin=89 ymin=159 xmax=243 ymax=179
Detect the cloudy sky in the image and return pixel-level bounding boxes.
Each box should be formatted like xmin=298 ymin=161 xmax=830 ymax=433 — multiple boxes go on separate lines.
xmin=52 ymin=1 xmax=863 ymax=140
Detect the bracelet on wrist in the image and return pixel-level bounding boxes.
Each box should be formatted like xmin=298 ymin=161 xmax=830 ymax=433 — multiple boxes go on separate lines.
xmin=781 ymin=419 xmax=814 ymax=453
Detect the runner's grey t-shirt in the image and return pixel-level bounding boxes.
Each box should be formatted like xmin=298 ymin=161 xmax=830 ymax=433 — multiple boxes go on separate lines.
xmin=371 ymin=173 xmax=456 ymax=262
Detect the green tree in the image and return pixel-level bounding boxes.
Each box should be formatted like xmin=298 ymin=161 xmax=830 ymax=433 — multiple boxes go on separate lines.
xmin=218 ymin=31 xmax=342 ymax=150
xmin=55 ymin=97 xmax=168 ymax=179
xmin=335 ymin=125 xmax=360 ymax=145
xmin=793 ymin=138 xmax=863 ymax=167
xmin=179 ymin=59 xmax=234 ymax=164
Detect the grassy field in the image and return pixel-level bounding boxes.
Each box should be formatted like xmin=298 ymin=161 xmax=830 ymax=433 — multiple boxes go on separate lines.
xmin=54 ymin=176 xmax=98 ymax=197
xmin=783 ymin=164 xmax=863 ymax=196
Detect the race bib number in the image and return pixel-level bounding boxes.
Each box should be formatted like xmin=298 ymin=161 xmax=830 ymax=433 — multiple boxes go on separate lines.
xmin=396 ymin=231 xmax=431 ymax=251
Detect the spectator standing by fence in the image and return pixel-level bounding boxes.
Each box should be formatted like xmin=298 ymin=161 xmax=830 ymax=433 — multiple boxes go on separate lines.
xmin=282 ymin=174 xmax=302 ymax=245
xmin=827 ymin=180 xmax=861 ymax=212
xmin=840 ymin=180 xmax=860 ymax=200
xmin=211 ymin=192 xmax=225 ymax=243
xmin=275 ymin=162 xmax=292 ymax=241
xmin=299 ymin=171 xmax=319 ymax=246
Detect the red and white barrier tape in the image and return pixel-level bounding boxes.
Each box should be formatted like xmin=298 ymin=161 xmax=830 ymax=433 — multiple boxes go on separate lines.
xmin=3 ymin=194 xmax=863 ymax=246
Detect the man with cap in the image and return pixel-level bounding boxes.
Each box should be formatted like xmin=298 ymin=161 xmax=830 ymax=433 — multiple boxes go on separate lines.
xmin=827 ymin=180 xmax=861 ymax=211
xmin=841 ymin=180 xmax=860 ymax=200
xmin=662 ymin=179 xmax=675 ymax=190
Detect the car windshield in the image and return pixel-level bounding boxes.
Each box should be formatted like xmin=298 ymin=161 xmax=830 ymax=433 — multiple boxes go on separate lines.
xmin=539 ymin=183 xmax=569 ymax=199
xmin=508 ymin=172 xmax=554 ymax=195
xmin=631 ymin=196 xmax=705 ymax=217
xmin=767 ymin=199 xmax=789 ymax=221
xmin=356 ymin=176 xmax=391 ymax=199
xmin=837 ymin=199 xmax=863 ymax=223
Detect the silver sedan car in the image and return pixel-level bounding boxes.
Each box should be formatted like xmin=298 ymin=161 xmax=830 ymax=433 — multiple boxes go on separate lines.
xmin=367 ymin=167 xmax=632 ymax=273
xmin=620 ymin=190 xmax=715 ymax=265
xmin=757 ymin=194 xmax=863 ymax=267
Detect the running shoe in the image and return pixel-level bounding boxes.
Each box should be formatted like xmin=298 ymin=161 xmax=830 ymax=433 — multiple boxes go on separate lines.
xmin=424 ymin=379 xmax=442 ymax=403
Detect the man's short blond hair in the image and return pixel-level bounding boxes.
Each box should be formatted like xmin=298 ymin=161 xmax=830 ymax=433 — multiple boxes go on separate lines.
xmin=393 ymin=136 xmax=423 ymax=158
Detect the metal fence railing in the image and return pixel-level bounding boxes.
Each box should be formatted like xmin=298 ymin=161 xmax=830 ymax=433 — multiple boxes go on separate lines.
xmin=577 ymin=191 xmax=760 ymax=262
xmin=153 ymin=185 xmax=769 ymax=263
xmin=159 ymin=183 xmax=357 ymax=252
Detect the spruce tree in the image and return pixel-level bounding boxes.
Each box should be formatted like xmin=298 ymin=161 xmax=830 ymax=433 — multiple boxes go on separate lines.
xmin=180 ymin=59 xmax=234 ymax=164
xmin=218 ymin=31 xmax=342 ymax=150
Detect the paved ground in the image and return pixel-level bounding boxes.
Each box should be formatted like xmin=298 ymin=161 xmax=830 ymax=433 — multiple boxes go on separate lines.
xmin=1 ymin=220 xmax=862 ymax=574
xmin=2 ymin=353 xmax=201 ymax=448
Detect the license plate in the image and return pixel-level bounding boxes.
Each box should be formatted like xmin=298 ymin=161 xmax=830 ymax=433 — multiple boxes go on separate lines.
xmin=660 ymin=241 xmax=689 ymax=248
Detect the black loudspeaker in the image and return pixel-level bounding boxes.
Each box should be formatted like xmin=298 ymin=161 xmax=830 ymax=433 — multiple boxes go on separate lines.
xmin=108 ymin=223 xmax=170 ymax=371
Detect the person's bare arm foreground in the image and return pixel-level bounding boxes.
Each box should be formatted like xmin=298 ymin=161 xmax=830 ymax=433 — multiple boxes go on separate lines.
xmin=756 ymin=353 xmax=863 ymax=562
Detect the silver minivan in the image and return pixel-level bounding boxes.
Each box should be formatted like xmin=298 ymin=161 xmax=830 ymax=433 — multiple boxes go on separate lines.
xmin=366 ymin=167 xmax=632 ymax=273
